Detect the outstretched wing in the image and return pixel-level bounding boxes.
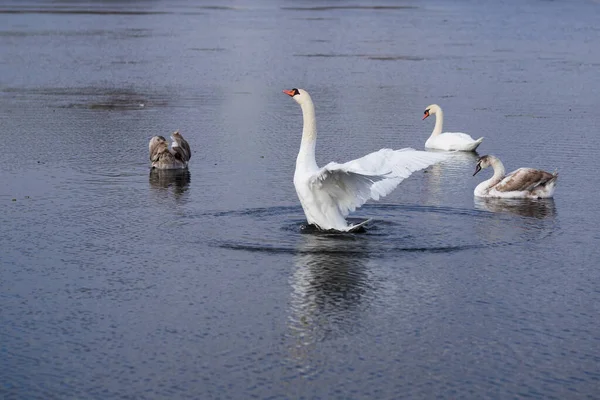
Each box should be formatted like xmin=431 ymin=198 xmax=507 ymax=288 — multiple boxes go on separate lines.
xmin=496 ymin=168 xmax=556 ymax=192
xmin=309 ymin=148 xmax=447 ymax=217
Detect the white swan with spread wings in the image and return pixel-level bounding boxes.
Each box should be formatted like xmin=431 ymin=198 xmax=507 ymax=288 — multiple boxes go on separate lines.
xmin=284 ymin=88 xmax=447 ymax=232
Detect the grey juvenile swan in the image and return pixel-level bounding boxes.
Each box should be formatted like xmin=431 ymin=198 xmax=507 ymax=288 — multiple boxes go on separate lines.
xmin=149 ymin=131 xmax=191 ymax=170
xmin=473 ymin=155 xmax=558 ymax=199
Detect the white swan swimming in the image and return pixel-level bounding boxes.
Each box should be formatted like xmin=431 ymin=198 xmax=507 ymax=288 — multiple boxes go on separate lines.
xmin=422 ymin=104 xmax=483 ymax=151
xmin=149 ymin=130 xmax=192 ymax=170
xmin=284 ymin=88 xmax=448 ymax=232
xmin=473 ymin=155 xmax=558 ymax=199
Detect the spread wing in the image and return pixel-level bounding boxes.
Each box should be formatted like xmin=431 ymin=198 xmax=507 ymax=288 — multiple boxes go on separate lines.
xmin=495 ymin=168 xmax=556 ymax=192
xmin=308 ymin=148 xmax=447 ymax=217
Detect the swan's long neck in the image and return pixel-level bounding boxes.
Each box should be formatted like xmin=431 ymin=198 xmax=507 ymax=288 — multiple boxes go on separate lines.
xmin=296 ymin=99 xmax=319 ymax=172
xmin=489 ymin=157 xmax=506 ymax=181
xmin=431 ymin=108 xmax=444 ymax=137
xmin=476 ymin=157 xmax=506 ymax=194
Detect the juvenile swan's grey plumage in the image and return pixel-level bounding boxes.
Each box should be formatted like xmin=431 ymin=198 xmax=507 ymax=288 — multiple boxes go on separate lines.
xmin=148 ymin=131 xmax=191 ymax=170
xmin=473 ymin=155 xmax=558 ymax=199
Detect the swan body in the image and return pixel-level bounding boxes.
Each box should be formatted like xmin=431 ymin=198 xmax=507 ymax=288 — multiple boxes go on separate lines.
xmin=473 ymin=155 xmax=558 ymax=199
xmin=423 ymin=104 xmax=483 ymax=151
xmin=149 ymin=131 xmax=191 ymax=170
xmin=284 ymin=88 xmax=448 ymax=232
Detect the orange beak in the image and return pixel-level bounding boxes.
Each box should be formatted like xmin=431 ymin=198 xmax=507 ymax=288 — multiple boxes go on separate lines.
xmin=283 ymin=89 xmax=295 ymax=97
xmin=422 ymin=111 xmax=430 ymax=120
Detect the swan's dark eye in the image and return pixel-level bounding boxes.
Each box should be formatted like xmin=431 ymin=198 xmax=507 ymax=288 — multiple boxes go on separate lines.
xmin=292 ymin=88 xmax=299 ymax=96
xmin=424 ymin=110 xmax=429 ymax=114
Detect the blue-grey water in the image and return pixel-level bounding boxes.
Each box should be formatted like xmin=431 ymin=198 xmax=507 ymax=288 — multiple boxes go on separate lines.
xmin=1 ymin=0 xmax=600 ymax=398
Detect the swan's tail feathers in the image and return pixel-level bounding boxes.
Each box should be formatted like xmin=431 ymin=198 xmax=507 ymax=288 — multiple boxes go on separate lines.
xmin=467 ymin=137 xmax=484 ymax=151
xmin=547 ymin=169 xmax=558 ymax=184
xmin=534 ymin=172 xmax=558 ymax=198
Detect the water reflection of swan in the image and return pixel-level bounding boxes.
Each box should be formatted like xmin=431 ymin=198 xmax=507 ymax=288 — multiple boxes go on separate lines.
xmin=148 ymin=169 xmax=191 ymax=200
xmin=473 ymin=197 xmax=558 ymax=246
xmin=287 ymin=233 xmax=374 ymax=373
xmin=474 ymin=197 xmax=557 ymax=219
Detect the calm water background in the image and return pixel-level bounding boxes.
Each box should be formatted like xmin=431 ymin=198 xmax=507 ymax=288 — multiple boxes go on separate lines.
xmin=1 ymin=0 xmax=600 ymax=398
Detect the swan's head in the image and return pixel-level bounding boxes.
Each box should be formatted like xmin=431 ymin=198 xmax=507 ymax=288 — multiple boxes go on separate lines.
xmin=473 ymin=155 xmax=493 ymax=176
xmin=171 ymin=130 xmax=181 ymax=142
xmin=283 ymin=88 xmax=311 ymax=105
xmin=422 ymin=104 xmax=441 ymax=120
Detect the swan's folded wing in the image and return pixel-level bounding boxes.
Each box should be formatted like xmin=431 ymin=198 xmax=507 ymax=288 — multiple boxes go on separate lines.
xmin=437 ymin=132 xmax=480 ymax=145
xmin=149 ymin=136 xmax=167 ymax=162
xmin=171 ymin=135 xmax=191 ymax=161
xmin=496 ymin=168 xmax=556 ymax=192
xmin=171 ymin=146 xmax=189 ymax=163
xmin=183 ymin=140 xmax=192 ymax=160
xmin=309 ymin=148 xmax=447 ymax=217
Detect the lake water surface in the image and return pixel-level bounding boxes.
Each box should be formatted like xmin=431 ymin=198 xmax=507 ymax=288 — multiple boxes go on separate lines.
xmin=1 ymin=0 xmax=600 ymax=398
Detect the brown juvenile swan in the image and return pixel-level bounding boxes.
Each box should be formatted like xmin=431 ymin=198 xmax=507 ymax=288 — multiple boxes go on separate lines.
xmin=473 ymin=155 xmax=558 ymax=199
xmin=148 ymin=131 xmax=191 ymax=170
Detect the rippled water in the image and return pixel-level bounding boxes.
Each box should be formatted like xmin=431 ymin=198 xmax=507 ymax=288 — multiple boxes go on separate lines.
xmin=1 ymin=0 xmax=600 ymax=398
